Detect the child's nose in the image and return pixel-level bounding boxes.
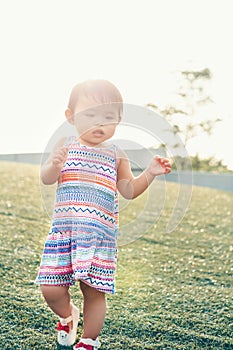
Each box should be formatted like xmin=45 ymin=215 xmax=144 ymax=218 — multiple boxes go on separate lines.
xmin=94 ymin=117 xmax=104 ymax=126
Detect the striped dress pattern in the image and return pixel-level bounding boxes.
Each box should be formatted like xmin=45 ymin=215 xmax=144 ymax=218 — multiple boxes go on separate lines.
xmin=36 ymin=138 xmax=118 ymax=294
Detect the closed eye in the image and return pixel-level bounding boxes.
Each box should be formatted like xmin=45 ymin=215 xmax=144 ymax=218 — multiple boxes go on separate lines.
xmin=85 ymin=113 xmax=95 ymax=117
xmin=105 ymin=115 xmax=118 ymax=121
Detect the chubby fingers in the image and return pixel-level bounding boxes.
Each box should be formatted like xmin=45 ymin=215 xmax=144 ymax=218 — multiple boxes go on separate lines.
xmin=61 ymin=147 xmax=69 ymax=155
xmin=58 ymin=147 xmax=69 ymax=158
xmin=155 ymin=155 xmax=172 ymax=173
xmin=53 ymin=147 xmax=69 ymax=165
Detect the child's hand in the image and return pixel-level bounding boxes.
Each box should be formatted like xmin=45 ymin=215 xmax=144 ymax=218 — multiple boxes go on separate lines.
xmin=147 ymin=155 xmax=172 ymax=177
xmin=51 ymin=147 xmax=69 ymax=168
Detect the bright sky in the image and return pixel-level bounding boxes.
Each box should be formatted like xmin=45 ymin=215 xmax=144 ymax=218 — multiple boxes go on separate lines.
xmin=1 ymin=0 xmax=233 ymax=169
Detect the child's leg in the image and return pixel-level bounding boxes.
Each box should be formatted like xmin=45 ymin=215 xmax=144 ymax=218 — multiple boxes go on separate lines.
xmin=41 ymin=285 xmax=80 ymax=346
xmin=40 ymin=285 xmax=72 ymax=320
xmin=80 ymin=281 xmax=106 ymax=340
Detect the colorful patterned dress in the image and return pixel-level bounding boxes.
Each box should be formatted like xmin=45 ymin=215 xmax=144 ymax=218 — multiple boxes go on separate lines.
xmin=35 ymin=137 xmax=118 ymax=294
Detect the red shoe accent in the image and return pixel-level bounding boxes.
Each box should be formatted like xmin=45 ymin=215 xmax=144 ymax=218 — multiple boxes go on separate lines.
xmin=56 ymin=322 xmax=70 ymax=334
xmin=75 ymin=342 xmax=93 ymax=350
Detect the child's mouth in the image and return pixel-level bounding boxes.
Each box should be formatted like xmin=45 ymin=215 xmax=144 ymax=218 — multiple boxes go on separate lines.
xmin=92 ymin=129 xmax=104 ymax=137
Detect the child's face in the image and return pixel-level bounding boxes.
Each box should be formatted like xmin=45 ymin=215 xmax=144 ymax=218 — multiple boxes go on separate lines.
xmin=71 ymin=99 xmax=121 ymax=147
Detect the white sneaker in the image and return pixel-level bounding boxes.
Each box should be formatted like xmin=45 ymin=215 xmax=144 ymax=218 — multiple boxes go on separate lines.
xmin=73 ymin=337 xmax=101 ymax=349
xmin=57 ymin=303 xmax=80 ymax=346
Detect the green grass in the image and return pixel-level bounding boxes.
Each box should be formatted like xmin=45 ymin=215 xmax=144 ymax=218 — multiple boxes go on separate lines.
xmin=0 ymin=161 xmax=232 ymax=349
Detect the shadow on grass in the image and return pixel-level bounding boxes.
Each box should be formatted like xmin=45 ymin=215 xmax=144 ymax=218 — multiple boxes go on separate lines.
xmin=56 ymin=344 xmax=73 ymax=350
xmin=140 ymin=237 xmax=162 ymax=245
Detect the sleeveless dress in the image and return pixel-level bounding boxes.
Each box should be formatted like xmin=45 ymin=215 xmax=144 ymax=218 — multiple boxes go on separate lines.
xmin=35 ymin=137 xmax=119 ymax=294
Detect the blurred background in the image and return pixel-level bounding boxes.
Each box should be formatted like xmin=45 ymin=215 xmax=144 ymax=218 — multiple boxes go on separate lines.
xmin=0 ymin=0 xmax=232 ymax=172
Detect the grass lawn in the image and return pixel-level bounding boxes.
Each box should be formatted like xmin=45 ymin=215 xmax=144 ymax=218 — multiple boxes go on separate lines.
xmin=0 ymin=162 xmax=232 ymax=349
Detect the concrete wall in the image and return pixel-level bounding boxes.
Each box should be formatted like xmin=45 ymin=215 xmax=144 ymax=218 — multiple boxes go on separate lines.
xmin=0 ymin=153 xmax=44 ymax=164
xmin=1 ymin=152 xmax=232 ymax=192
xmin=0 ymin=148 xmax=166 ymax=168
xmin=164 ymin=171 xmax=233 ymax=193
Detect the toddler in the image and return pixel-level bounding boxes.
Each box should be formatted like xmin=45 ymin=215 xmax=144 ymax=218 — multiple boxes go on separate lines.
xmin=35 ymin=80 xmax=171 ymax=349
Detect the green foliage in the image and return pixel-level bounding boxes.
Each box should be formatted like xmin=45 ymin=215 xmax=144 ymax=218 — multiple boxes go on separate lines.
xmin=0 ymin=162 xmax=232 ymax=349
xmin=147 ymin=67 xmax=221 ymax=153
xmin=181 ymin=68 xmax=212 ymax=82
xmin=191 ymin=154 xmax=231 ymax=172
xmin=172 ymin=155 xmax=231 ymax=172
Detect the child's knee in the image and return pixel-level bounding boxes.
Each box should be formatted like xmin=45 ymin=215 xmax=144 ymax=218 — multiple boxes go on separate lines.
xmin=40 ymin=285 xmax=69 ymax=302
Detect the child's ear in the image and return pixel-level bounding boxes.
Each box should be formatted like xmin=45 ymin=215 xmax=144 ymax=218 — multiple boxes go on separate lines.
xmin=65 ymin=108 xmax=74 ymax=124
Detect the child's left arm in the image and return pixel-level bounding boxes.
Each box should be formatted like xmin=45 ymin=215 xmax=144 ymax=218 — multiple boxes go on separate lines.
xmin=117 ymin=150 xmax=172 ymax=199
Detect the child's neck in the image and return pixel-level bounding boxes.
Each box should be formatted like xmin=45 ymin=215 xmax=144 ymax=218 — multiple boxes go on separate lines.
xmin=77 ymin=137 xmax=110 ymax=148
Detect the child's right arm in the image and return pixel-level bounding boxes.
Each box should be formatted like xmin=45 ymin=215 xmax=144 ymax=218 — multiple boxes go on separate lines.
xmin=41 ymin=139 xmax=69 ymax=185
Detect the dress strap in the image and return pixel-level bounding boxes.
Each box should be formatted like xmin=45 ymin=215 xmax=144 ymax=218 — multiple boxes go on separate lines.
xmin=63 ymin=135 xmax=77 ymax=148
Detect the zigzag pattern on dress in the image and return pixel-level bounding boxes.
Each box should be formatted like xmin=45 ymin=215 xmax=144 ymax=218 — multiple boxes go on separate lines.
xmin=54 ymin=206 xmax=116 ymax=223
xmin=66 ymin=161 xmax=116 ymax=174
xmin=80 ymin=276 xmax=115 ymax=293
